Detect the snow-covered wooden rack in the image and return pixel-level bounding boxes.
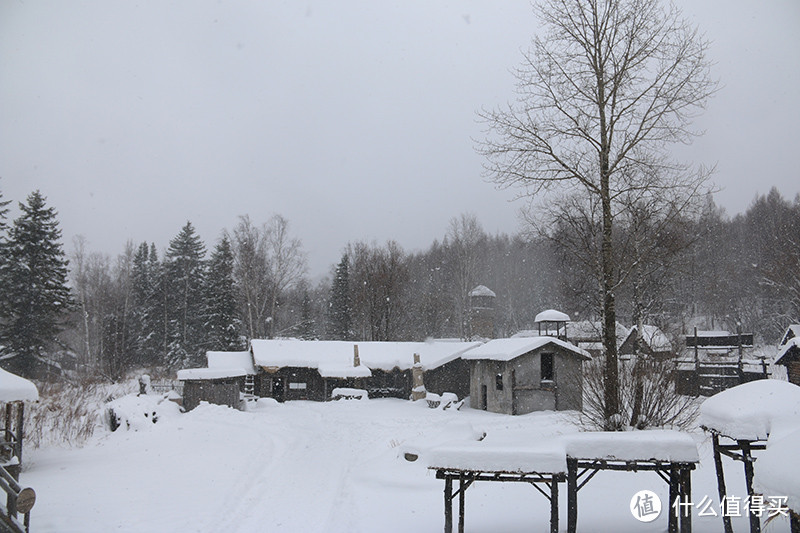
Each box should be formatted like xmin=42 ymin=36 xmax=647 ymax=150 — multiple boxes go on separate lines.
xmin=427 ymin=442 xmax=566 ymax=533
xmin=426 ymin=430 xmax=699 ymax=533
xmin=0 ymin=368 xmax=39 ymax=533
xmin=699 ymin=379 xmax=800 ymax=533
xmin=563 ymin=431 xmax=700 ymax=533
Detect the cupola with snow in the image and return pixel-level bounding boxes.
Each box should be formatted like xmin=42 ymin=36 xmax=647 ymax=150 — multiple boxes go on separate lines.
xmin=534 ymin=309 xmax=571 ymax=340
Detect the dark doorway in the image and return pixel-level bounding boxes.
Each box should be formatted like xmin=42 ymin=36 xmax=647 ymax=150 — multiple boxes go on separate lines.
xmin=511 ymin=369 xmax=517 ymax=415
xmin=480 ymin=384 xmax=488 ymax=410
xmin=273 ymin=377 xmax=285 ymax=402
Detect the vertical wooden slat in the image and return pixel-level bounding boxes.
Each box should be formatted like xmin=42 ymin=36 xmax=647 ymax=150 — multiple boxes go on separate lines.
xmin=712 ymin=434 xmax=734 ymax=533
xmin=669 ymin=464 xmax=679 ymax=533
xmin=680 ymin=466 xmax=692 ymax=533
xmin=444 ymin=475 xmax=452 ymax=533
xmin=550 ymin=478 xmax=559 ymax=533
xmin=567 ymin=458 xmax=577 ymax=533
xmin=458 ymin=473 xmax=465 ymax=533
xmin=739 ymin=440 xmax=761 ymax=533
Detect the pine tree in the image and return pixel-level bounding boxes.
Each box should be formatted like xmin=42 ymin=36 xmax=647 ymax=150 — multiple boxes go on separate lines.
xmin=0 ymin=191 xmax=73 ymax=377
xmin=144 ymin=243 xmax=169 ymax=366
xmin=327 ymin=254 xmax=351 ymax=340
xmin=204 ymin=236 xmax=242 ymax=351
xmin=164 ymin=222 xmax=206 ymax=369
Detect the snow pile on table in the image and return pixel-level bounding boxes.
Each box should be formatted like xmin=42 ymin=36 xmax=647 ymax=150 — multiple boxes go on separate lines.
xmin=699 ymin=379 xmax=800 ymax=440
xmin=331 ymin=388 xmax=368 ymax=400
xmin=0 ymin=366 xmax=38 ymax=402
xmin=105 ymin=393 xmax=182 ymax=431
xmin=399 ymin=421 xmax=486 ymax=463
xmin=562 ymin=429 xmax=699 ymax=462
xmin=753 ymin=427 xmax=800 ymax=512
xmin=424 ymin=392 xmax=459 ymax=409
xmin=426 ymin=439 xmax=567 ymax=474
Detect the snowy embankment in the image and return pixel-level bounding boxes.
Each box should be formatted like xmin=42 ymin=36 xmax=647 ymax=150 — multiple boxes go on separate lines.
xmin=23 ymin=397 xmax=788 ymax=532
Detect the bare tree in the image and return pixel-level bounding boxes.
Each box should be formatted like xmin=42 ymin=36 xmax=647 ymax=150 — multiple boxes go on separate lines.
xmin=479 ymin=0 xmax=715 ymax=428
xmin=445 ymin=213 xmax=486 ymax=339
xmin=264 ymin=214 xmax=307 ymax=338
xmin=230 ymin=215 xmax=271 ymax=340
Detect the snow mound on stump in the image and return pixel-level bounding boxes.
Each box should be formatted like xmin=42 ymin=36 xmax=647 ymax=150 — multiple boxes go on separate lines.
xmin=105 ymin=394 xmax=182 ymax=431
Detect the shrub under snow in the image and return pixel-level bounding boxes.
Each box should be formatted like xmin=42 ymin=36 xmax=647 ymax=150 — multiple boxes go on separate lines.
xmin=105 ymin=393 xmax=182 ymax=431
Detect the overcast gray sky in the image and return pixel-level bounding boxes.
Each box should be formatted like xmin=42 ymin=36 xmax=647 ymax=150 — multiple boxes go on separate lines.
xmin=1 ymin=0 xmax=798 ymax=277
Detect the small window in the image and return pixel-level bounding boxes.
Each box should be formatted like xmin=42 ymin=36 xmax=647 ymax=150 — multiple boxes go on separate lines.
xmin=541 ymin=353 xmax=554 ymax=382
xmin=289 ymin=382 xmax=307 ymax=390
xmin=495 ymin=373 xmax=504 ymax=391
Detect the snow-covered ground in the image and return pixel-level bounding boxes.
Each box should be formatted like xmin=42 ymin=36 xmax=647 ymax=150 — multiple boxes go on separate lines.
xmin=22 ymin=398 xmax=792 ymax=532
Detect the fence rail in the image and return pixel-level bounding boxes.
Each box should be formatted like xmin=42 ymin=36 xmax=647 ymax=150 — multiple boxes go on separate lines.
xmin=149 ymin=380 xmax=184 ymax=396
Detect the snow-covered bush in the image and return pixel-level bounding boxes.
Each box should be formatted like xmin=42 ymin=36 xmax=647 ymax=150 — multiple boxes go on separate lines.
xmin=331 ymin=388 xmax=368 ymax=401
xmin=24 ymin=379 xmax=137 ymax=449
xmin=105 ymin=393 xmax=182 ymax=431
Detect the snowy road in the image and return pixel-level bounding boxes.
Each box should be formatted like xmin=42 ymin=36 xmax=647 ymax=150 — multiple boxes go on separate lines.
xmin=23 ymin=399 xmax=790 ymax=532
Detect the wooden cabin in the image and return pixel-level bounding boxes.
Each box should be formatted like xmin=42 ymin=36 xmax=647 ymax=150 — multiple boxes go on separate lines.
xmin=249 ymin=340 xmax=481 ymax=401
xmin=775 ymin=324 xmax=800 ymax=386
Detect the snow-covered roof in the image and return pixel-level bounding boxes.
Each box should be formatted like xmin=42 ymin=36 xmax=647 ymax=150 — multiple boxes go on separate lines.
xmin=0 ymin=367 xmax=38 ymax=402
xmin=250 ymin=339 xmax=483 ymax=372
xmin=318 ymin=363 xmax=372 ymax=378
xmin=468 ymin=285 xmax=496 ymax=298
xmin=567 ymin=321 xmax=630 ymax=346
xmin=753 ymin=427 xmax=800 ymax=512
xmin=624 ymin=325 xmax=672 ymax=353
xmin=562 ymin=430 xmax=699 ymax=463
xmin=207 ymin=351 xmax=255 ymax=375
xmin=177 ymin=368 xmax=249 ymax=381
xmin=461 ymin=337 xmax=590 ymax=362
xmin=780 ymin=324 xmax=800 ymax=346
xmin=427 ymin=440 xmax=566 ymax=474
xmin=534 ymin=309 xmax=570 ymax=323
xmin=776 ymin=336 xmax=800 ymax=365
xmin=699 ymin=379 xmax=800 ymax=440
xmin=695 ymin=330 xmax=732 ymax=337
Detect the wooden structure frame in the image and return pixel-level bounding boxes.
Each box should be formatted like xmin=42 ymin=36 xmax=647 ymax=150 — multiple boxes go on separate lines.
xmin=707 ymin=430 xmax=767 ymax=533
xmin=0 ymin=401 xmax=33 ymax=533
xmin=566 ymin=457 xmax=696 ymax=533
xmin=433 ymin=467 xmax=564 ymax=533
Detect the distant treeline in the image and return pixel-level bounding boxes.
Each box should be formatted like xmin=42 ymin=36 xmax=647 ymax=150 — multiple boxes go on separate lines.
xmin=0 ymin=185 xmax=798 ymax=380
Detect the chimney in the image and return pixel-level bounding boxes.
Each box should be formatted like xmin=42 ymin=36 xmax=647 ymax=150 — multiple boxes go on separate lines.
xmin=353 ymin=344 xmax=360 ymax=367
xmin=411 ymin=353 xmax=426 ymax=401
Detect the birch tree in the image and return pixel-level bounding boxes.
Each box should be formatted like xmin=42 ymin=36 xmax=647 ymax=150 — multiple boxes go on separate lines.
xmin=479 ymin=0 xmax=715 ymax=428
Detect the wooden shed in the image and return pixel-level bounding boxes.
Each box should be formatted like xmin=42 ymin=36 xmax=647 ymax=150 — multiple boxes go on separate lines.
xmin=463 ymin=337 xmax=590 ymax=415
xmin=176 ymin=350 xmax=256 ymax=410
xmin=776 ymin=324 xmax=800 ymax=386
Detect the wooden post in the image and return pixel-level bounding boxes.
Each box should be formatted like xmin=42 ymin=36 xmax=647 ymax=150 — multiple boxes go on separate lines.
xmin=712 ymin=434 xmax=734 ymax=533
xmin=739 ymin=440 xmax=761 ymax=533
xmin=458 ymin=473 xmax=465 ymax=533
xmin=669 ymin=465 xmax=679 ymax=533
xmin=14 ymin=403 xmax=22 ymax=467
xmin=550 ymin=478 xmax=559 ymax=533
xmin=444 ymin=475 xmax=453 ymax=533
xmin=680 ymin=466 xmax=692 ymax=533
xmin=567 ymin=458 xmax=577 ymax=533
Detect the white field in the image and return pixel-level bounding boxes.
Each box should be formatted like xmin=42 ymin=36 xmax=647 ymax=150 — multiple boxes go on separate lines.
xmin=23 ymin=398 xmax=793 ymax=532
